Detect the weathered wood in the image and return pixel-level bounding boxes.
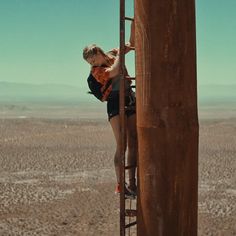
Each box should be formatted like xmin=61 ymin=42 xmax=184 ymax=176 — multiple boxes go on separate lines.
xmin=135 ymin=0 xmax=198 ymax=235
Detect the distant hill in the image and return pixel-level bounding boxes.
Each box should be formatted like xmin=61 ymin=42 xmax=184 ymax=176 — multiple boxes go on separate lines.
xmin=0 ymin=81 xmax=91 ymax=104
xmin=198 ymin=84 xmax=236 ymax=106
xmin=0 ymin=81 xmax=235 ymax=106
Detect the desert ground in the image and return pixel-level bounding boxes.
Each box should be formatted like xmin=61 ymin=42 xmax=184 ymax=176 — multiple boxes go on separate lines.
xmin=0 ymin=108 xmax=235 ymax=235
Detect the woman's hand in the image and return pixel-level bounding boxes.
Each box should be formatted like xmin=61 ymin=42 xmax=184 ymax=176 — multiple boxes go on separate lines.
xmin=125 ymin=42 xmax=135 ymax=54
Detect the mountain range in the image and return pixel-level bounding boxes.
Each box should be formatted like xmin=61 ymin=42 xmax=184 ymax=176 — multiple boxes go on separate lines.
xmin=0 ymin=81 xmax=235 ymax=106
xmin=0 ymin=81 xmax=89 ymax=104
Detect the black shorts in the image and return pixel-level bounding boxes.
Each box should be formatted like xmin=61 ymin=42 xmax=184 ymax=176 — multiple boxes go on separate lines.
xmin=107 ymin=91 xmax=136 ymax=121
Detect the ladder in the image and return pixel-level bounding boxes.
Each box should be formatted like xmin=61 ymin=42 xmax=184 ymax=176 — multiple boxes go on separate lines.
xmin=119 ymin=1 xmax=137 ymax=236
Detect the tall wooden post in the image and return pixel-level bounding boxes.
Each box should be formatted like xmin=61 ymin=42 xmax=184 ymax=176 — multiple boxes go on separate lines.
xmin=135 ymin=0 xmax=199 ymax=235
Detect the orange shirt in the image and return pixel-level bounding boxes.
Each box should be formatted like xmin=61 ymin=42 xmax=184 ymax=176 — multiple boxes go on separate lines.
xmin=90 ymin=48 xmax=131 ymax=101
xmin=91 ymin=66 xmax=111 ymax=84
xmin=91 ymin=49 xmax=118 ymax=84
xmin=90 ymin=50 xmax=117 ymax=101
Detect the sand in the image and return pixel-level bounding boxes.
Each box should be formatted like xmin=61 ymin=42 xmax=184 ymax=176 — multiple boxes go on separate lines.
xmin=0 ymin=117 xmax=235 ymax=236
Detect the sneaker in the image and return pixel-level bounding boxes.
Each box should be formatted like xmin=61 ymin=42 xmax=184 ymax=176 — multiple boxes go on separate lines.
xmin=115 ymin=184 xmax=120 ymax=194
xmin=127 ymin=184 xmax=137 ymax=197
xmin=115 ymin=184 xmax=136 ymax=199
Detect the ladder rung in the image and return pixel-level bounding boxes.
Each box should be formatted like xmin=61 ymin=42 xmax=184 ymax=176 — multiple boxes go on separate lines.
xmin=125 ymin=209 xmax=137 ymax=217
xmin=125 ymin=17 xmax=134 ymax=21
xmin=128 ymin=46 xmax=135 ymax=50
xmin=125 ymin=106 xmax=136 ymax=111
xmin=125 ymin=221 xmax=137 ymax=228
xmin=126 ymin=76 xmax=136 ymax=80
xmin=125 ymin=165 xmax=136 ymax=170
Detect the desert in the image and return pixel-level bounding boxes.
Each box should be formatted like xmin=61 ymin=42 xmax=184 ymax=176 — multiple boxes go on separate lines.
xmin=0 ymin=107 xmax=235 ymax=236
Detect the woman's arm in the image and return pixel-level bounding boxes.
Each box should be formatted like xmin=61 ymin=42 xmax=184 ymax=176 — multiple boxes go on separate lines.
xmin=129 ymin=20 xmax=135 ymax=48
xmin=91 ymin=50 xmax=120 ymax=82
xmin=106 ymin=21 xmax=135 ymax=78
xmin=125 ymin=20 xmax=135 ymax=53
xmin=106 ymin=52 xmax=120 ymax=78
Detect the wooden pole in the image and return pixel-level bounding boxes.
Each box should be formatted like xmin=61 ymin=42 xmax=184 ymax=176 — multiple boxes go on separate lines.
xmin=135 ymin=0 xmax=199 ymax=235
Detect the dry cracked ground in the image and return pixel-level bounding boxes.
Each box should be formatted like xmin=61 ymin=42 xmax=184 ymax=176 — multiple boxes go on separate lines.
xmin=0 ymin=117 xmax=235 ymax=236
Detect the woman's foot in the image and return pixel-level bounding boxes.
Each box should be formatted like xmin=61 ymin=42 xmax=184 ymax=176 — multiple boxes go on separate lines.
xmin=127 ymin=184 xmax=137 ymax=196
xmin=128 ymin=178 xmax=137 ymax=196
xmin=115 ymin=183 xmax=136 ymax=199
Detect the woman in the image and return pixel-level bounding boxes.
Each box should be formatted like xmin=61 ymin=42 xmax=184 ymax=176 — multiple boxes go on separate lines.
xmin=83 ymin=22 xmax=137 ymax=198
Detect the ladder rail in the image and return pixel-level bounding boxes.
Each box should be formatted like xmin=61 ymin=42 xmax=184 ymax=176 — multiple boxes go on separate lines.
xmin=120 ymin=0 xmax=137 ymax=235
xmin=119 ymin=1 xmax=126 ymax=236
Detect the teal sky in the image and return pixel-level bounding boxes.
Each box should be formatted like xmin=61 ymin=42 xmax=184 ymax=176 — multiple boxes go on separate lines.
xmin=0 ymin=0 xmax=235 ymax=90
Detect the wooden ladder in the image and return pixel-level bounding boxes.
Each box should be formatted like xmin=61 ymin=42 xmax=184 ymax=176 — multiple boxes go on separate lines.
xmin=119 ymin=0 xmax=137 ymax=235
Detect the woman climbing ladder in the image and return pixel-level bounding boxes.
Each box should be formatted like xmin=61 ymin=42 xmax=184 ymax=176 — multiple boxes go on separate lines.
xmin=82 ymin=20 xmax=137 ymax=198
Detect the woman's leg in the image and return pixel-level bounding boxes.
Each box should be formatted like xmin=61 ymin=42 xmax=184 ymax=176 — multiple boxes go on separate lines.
xmin=109 ymin=115 xmax=127 ymax=184
xmin=126 ymin=113 xmax=138 ymax=190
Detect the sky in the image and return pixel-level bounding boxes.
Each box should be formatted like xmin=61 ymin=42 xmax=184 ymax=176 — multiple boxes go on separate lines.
xmin=0 ymin=0 xmax=235 ymax=91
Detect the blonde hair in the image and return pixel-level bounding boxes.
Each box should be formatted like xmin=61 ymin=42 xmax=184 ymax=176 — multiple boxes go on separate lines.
xmin=83 ymin=44 xmax=106 ymax=60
